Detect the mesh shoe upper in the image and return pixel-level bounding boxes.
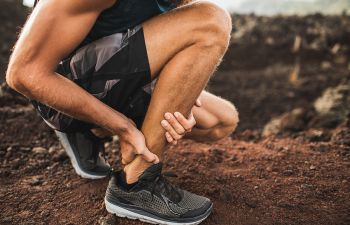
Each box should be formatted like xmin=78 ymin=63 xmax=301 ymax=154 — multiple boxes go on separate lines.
xmin=56 ymin=130 xmax=110 ymax=176
xmin=105 ymin=163 xmax=212 ymax=220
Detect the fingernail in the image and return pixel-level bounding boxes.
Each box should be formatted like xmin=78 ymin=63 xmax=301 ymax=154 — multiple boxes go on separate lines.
xmin=174 ymin=112 xmax=180 ymax=117
xmin=165 ymin=113 xmax=171 ymax=120
xmin=161 ymin=120 xmax=167 ymax=126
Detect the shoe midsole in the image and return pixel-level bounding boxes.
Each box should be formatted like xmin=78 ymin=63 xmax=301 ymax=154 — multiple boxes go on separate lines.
xmin=104 ymin=197 xmax=213 ymax=224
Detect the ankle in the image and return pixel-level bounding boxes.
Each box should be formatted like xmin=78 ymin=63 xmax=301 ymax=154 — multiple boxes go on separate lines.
xmin=123 ymin=159 xmax=152 ymax=184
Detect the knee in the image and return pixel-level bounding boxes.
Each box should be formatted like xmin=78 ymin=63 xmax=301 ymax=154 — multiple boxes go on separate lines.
xmin=191 ymin=1 xmax=232 ymax=53
xmin=210 ymin=104 xmax=239 ymax=141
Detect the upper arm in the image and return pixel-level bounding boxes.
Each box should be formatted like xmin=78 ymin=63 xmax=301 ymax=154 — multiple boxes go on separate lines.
xmin=8 ymin=0 xmax=115 ymax=74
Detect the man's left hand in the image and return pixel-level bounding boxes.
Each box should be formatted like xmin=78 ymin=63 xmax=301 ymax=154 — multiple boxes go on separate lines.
xmin=161 ymin=99 xmax=201 ymax=145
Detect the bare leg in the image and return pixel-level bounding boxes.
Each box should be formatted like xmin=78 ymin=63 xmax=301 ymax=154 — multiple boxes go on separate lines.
xmin=123 ymin=2 xmax=232 ymax=183
xmin=186 ymin=91 xmax=239 ymax=142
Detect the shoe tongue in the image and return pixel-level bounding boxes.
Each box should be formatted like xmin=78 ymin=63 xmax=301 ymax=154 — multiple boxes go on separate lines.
xmin=138 ymin=163 xmax=163 ymax=181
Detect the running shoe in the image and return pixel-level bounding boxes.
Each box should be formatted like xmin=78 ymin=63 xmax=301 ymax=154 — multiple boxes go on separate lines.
xmin=55 ymin=130 xmax=111 ymax=179
xmin=105 ymin=163 xmax=212 ymax=225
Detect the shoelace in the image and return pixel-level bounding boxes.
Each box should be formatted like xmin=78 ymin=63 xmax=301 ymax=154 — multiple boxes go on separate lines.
xmin=149 ymin=172 xmax=181 ymax=202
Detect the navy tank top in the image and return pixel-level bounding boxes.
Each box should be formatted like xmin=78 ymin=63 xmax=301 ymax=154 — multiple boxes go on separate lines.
xmin=80 ymin=0 xmax=177 ymax=47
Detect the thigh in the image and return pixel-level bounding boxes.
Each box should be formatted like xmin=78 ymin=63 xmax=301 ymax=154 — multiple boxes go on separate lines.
xmin=142 ymin=1 xmax=223 ymax=78
xmin=192 ymin=91 xmax=238 ymax=129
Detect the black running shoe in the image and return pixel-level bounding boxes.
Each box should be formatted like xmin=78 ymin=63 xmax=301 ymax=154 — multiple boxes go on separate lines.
xmin=55 ymin=130 xmax=111 ymax=179
xmin=105 ymin=163 xmax=213 ymax=225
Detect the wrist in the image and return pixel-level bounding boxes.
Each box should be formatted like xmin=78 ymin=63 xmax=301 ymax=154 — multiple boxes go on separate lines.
xmin=112 ymin=119 xmax=134 ymax=139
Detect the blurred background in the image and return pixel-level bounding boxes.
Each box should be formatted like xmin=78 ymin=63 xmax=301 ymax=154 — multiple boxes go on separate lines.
xmin=1 ymin=0 xmax=349 ymax=225
xmin=22 ymin=0 xmax=350 ymax=15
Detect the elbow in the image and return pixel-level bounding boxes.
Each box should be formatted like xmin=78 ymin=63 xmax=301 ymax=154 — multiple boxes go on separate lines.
xmin=6 ymin=63 xmax=24 ymax=92
xmin=6 ymin=61 xmax=37 ymax=95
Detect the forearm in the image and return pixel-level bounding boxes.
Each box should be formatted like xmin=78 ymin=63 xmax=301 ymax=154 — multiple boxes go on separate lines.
xmin=9 ymin=68 xmax=130 ymax=135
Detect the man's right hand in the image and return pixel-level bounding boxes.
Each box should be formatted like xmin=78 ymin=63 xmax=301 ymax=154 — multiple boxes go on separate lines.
xmin=119 ymin=122 xmax=159 ymax=166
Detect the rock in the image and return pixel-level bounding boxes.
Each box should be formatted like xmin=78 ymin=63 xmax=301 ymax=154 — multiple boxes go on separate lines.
xmin=98 ymin=214 xmax=117 ymax=225
xmin=310 ymin=165 xmax=316 ymax=170
xmin=40 ymin=210 xmax=50 ymax=218
xmin=305 ymin=129 xmax=330 ymax=142
xmin=229 ymin=155 xmax=238 ymax=161
xmin=301 ymin=184 xmax=313 ymax=190
xmin=283 ymin=170 xmax=294 ymax=176
xmin=52 ymin=149 xmax=68 ymax=162
xmin=331 ymin=43 xmax=341 ymax=55
xmin=48 ymin=147 xmax=57 ymax=155
xmin=32 ymin=147 xmax=47 ymax=155
xmin=30 ymin=177 xmax=42 ymax=186
xmin=312 ymin=81 xmax=350 ymax=128
xmin=321 ymin=61 xmax=332 ymax=70
xmin=263 ymin=108 xmax=309 ymax=136
xmin=19 ymin=146 xmax=31 ymax=152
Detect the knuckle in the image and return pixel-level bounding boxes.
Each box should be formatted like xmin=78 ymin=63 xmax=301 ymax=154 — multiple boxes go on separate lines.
xmin=184 ymin=125 xmax=192 ymax=131
xmin=176 ymin=128 xmax=185 ymax=135
xmin=178 ymin=116 xmax=186 ymax=122
xmin=168 ymin=116 xmax=176 ymax=123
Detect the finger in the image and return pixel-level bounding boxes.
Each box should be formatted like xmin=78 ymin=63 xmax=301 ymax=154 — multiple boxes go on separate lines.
xmin=140 ymin=147 xmax=160 ymax=164
xmin=172 ymin=140 xmax=178 ymax=145
xmin=161 ymin=119 xmax=175 ymax=133
xmin=195 ymin=99 xmax=202 ymax=107
xmin=121 ymin=158 xmax=130 ymax=166
xmin=165 ymin=132 xmax=174 ymax=143
xmin=164 ymin=113 xmax=186 ymax=135
xmin=187 ymin=112 xmax=196 ymax=128
xmin=174 ymin=112 xmax=194 ymax=132
xmin=161 ymin=120 xmax=183 ymax=140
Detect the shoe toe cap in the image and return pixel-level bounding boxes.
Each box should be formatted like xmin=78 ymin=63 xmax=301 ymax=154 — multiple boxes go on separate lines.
xmin=179 ymin=191 xmax=213 ymax=218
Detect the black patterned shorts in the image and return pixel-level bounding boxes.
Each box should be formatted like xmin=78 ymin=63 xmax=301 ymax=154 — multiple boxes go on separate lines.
xmin=32 ymin=25 xmax=154 ymax=132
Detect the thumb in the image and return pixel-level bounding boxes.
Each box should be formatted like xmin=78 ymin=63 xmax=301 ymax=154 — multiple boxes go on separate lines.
xmin=195 ymin=99 xmax=202 ymax=107
xmin=141 ymin=147 xmax=160 ymax=164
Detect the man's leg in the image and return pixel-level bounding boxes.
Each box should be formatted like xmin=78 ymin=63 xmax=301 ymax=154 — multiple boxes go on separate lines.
xmin=123 ymin=1 xmax=232 ymax=183
xmin=186 ymin=91 xmax=239 ymax=142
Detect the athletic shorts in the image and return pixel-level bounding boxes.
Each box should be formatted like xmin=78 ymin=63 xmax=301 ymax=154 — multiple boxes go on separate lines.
xmin=32 ymin=25 xmax=155 ymax=132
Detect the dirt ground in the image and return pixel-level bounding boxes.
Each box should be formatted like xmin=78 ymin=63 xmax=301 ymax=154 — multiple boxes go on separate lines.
xmin=0 ymin=1 xmax=350 ymax=225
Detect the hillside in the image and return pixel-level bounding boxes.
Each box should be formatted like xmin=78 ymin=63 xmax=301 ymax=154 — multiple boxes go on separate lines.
xmin=237 ymin=0 xmax=350 ymax=15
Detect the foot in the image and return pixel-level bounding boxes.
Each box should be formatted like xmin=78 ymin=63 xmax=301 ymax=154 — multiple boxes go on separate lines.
xmin=55 ymin=130 xmax=111 ymax=179
xmin=105 ymin=163 xmax=212 ymax=225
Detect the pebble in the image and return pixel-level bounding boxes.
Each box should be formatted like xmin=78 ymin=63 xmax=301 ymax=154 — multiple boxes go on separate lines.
xmin=19 ymin=147 xmax=31 ymax=152
xmin=310 ymin=165 xmax=316 ymax=170
xmin=98 ymin=214 xmax=117 ymax=225
xmin=229 ymin=155 xmax=238 ymax=161
xmin=52 ymin=149 xmax=68 ymax=162
xmin=40 ymin=210 xmax=50 ymax=218
xmin=283 ymin=170 xmax=294 ymax=176
xmin=301 ymin=184 xmax=313 ymax=189
xmin=32 ymin=147 xmax=47 ymax=155
xmin=30 ymin=178 xmax=42 ymax=186
xmin=48 ymin=147 xmax=56 ymax=154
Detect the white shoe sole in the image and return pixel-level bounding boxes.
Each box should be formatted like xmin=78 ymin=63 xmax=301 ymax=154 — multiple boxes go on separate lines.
xmin=105 ymin=197 xmax=211 ymax=225
xmin=55 ymin=131 xmax=107 ymax=180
